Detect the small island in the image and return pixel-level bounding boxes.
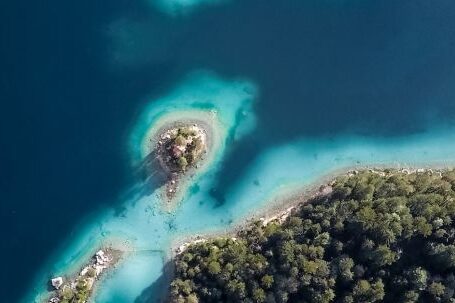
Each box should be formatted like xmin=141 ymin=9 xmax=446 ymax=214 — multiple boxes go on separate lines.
xmin=154 ymin=124 xmax=207 ymax=199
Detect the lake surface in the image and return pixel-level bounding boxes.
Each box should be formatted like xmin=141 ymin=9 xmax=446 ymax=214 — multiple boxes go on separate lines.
xmin=1 ymin=0 xmax=455 ymax=302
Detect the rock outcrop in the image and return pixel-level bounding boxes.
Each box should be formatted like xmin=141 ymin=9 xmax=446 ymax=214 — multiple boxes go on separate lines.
xmin=51 ymin=277 xmax=63 ymax=290
xmin=48 ymin=248 xmax=119 ymax=303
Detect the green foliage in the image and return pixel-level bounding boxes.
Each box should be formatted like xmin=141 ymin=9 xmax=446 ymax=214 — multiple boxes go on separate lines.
xmin=86 ymin=267 xmax=96 ymax=278
xmin=57 ymin=274 xmax=95 ymax=303
xmin=60 ymin=286 xmax=74 ymax=300
xmin=261 ymin=274 xmax=274 ymax=289
xmin=252 ymin=287 xmax=266 ymax=302
xmin=174 ymin=135 xmax=187 ymax=146
xmin=170 ymin=170 xmax=455 ymax=302
xmin=191 ymin=137 xmax=204 ymax=152
xmin=207 ymin=261 xmax=221 ymax=275
xmin=406 ymin=267 xmax=428 ymax=290
xmin=167 ymin=126 xmax=204 ymax=171
xmin=178 ymin=127 xmax=197 ymax=138
xmin=351 ymin=279 xmax=385 ymax=302
xmin=177 ymin=156 xmax=188 ymax=170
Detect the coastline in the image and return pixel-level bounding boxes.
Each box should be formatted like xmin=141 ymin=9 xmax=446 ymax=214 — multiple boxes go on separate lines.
xmin=169 ymin=163 xmax=455 ymax=259
xmin=138 ymin=109 xmax=225 ymax=211
xmin=139 ymin=109 xmax=221 ymax=160
xmin=31 ymin=162 xmax=455 ymax=303
xmin=35 ymin=162 xmax=455 ymax=303
xmin=39 ymin=235 xmax=136 ymax=303
xmin=45 ymin=247 xmax=125 ymax=303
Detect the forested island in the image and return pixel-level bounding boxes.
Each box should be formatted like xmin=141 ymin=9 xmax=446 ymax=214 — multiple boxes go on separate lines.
xmin=157 ymin=125 xmax=206 ymax=173
xmin=170 ymin=169 xmax=455 ymax=302
xmin=154 ymin=124 xmax=207 ymax=199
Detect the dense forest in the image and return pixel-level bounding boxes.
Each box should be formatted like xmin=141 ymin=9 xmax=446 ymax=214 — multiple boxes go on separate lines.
xmin=170 ymin=169 xmax=455 ymax=303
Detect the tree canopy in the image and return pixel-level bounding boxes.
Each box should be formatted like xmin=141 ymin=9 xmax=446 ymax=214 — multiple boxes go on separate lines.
xmin=170 ymin=169 xmax=455 ymax=303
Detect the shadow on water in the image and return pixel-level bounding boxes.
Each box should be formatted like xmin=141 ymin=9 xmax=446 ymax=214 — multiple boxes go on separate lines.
xmin=210 ymin=132 xmax=267 ymax=207
xmin=134 ymin=259 xmax=175 ymax=303
xmin=113 ymin=0 xmax=455 ymax=209
xmin=5 ymin=0 xmax=455 ymax=301
xmin=111 ymin=149 xmax=169 ymax=216
xmin=104 ymin=0 xmax=455 ymax=209
xmin=138 ymin=150 xmax=171 ymax=196
xmin=144 ymin=0 xmax=455 ymax=207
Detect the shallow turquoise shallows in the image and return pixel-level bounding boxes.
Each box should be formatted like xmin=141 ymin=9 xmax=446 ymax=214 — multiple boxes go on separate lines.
xmin=17 ymin=0 xmax=455 ymax=302
xmin=25 ymin=71 xmax=455 ymax=303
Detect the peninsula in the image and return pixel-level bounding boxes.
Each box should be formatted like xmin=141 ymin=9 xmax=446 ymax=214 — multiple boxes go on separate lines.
xmin=170 ymin=168 xmax=455 ymax=303
xmin=47 ymin=248 xmax=122 ymax=303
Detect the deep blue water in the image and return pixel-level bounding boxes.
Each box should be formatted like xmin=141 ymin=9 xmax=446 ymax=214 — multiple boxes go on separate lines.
xmin=2 ymin=0 xmax=455 ymax=301
xmin=0 ymin=1 xmax=143 ymax=301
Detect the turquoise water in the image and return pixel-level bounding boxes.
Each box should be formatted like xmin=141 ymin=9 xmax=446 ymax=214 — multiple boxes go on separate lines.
xmin=147 ymin=0 xmax=226 ymax=16
xmin=25 ymin=71 xmax=455 ymax=302
xmin=10 ymin=0 xmax=455 ymax=301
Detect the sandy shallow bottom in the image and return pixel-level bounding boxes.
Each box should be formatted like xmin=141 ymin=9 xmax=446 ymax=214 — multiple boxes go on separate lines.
xmin=27 ymin=134 xmax=455 ymax=302
xmin=24 ymin=72 xmax=455 ymax=303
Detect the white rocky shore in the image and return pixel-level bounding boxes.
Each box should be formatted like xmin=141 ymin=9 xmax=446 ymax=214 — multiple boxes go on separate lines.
xmin=47 ymin=248 xmax=121 ymax=303
xmin=176 ymin=239 xmax=207 ymax=254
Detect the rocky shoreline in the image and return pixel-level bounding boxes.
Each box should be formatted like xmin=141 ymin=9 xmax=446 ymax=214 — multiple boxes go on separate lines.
xmin=47 ymin=248 xmax=122 ymax=303
xmin=141 ymin=118 xmax=216 ymax=210
xmin=155 ymin=124 xmax=207 ymax=200
xmin=170 ymin=166 xmax=453 ymax=257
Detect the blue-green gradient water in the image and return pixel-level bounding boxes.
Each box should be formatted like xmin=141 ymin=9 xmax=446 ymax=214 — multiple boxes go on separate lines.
xmin=2 ymin=0 xmax=455 ymax=302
